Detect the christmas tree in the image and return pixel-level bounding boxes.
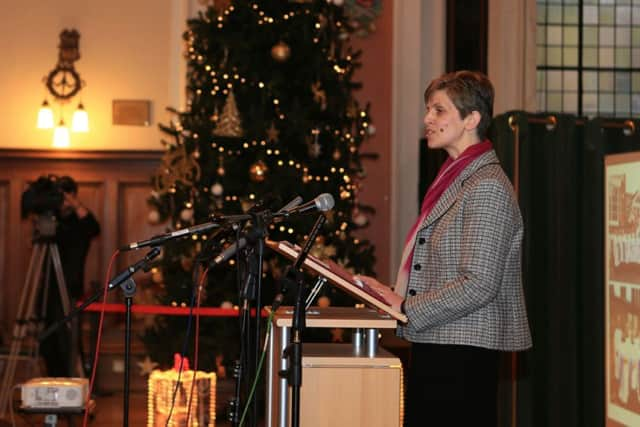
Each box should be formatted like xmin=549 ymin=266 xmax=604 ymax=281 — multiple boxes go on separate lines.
xmin=142 ymin=0 xmax=377 ymax=374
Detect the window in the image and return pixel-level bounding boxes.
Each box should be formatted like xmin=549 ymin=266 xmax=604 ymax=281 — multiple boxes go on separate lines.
xmin=536 ymin=0 xmax=640 ymax=117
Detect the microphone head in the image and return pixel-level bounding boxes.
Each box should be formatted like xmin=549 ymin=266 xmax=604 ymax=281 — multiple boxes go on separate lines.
xmin=315 ymin=193 xmax=335 ymax=212
xmin=278 ymin=196 xmax=303 ymax=213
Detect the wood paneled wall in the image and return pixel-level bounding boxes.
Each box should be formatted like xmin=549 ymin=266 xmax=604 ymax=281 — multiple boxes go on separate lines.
xmin=0 ymin=149 xmax=166 ymax=339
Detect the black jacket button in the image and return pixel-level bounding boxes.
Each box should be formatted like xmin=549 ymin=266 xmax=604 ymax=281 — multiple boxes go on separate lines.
xmin=413 ymin=264 xmax=421 ymax=271
xmin=408 ymin=289 xmax=417 ymax=296
xmin=418 ymin=238 xmax=426 ymax=244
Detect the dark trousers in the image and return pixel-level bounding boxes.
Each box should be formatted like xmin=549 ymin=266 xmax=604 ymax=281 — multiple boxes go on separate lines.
xmin=405 ymin=342 xmax=499 ymax=427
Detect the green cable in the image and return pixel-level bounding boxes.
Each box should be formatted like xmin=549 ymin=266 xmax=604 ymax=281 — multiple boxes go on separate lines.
xmin=239 ymin=310 xmax=275 ymax=427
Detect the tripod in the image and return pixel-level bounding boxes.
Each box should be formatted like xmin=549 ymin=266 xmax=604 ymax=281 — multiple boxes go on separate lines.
xmin=0 ymin=232 xmax=73 ymax=418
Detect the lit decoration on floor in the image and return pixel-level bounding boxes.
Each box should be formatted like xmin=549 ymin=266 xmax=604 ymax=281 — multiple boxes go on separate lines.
xmin=147 ymin=355 xmax=216 ymax=426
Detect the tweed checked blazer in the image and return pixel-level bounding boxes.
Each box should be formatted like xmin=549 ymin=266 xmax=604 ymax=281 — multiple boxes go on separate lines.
xmin=397 ymin=149 xmax=532 ymax=351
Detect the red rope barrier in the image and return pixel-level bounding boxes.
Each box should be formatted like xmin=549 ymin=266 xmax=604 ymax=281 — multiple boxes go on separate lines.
xmin=77 ymin=302 xmax=268 ymax=317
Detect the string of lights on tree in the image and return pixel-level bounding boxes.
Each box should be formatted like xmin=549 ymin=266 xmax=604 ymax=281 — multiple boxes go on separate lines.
xmin=142 ymin=0 xmax=381 ymax=371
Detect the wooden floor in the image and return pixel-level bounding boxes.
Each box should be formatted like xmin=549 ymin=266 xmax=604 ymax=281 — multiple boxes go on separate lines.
xmin=3 ymin=391 xmax=243 ymax=427
xmin=3 ymin=391 xmax=255 ymax=426
xmin=3 ymin=391 xmax=147 ymax=426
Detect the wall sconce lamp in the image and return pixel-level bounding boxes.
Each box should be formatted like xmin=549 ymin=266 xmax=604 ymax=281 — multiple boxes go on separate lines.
xmin=37 ymin=29 xmax=88 ymax=147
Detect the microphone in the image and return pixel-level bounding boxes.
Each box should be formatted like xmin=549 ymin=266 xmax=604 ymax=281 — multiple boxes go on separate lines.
xmin=120 ymin=220 xmax=222 ymax=251
xmin=293 ymin=214 xmax=327 ymax=271
xmin=108 ymin=247 xmax=161 ymax=290
xmin=210 ymin=237 xmax=247 ymax=267
xmin=208 ymin=196 xmax=303 ymax=268
xmin=277 ymin=196 xmax=303 ymax=214
xmin=278 ymin=193 xmax=334 ymax=217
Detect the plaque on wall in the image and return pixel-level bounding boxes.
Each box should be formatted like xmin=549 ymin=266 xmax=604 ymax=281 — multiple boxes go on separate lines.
xmin=112 ymin=100 xmax=151 ymax=126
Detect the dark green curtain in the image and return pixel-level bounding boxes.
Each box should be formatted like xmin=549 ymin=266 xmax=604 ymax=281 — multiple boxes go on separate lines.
xmin=418 ymin=112 xmax=640 ymax=427
xmin=493 ymin=112 xmax=584 ymax=427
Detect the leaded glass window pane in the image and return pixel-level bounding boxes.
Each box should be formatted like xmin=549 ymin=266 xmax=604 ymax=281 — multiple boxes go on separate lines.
xmin=632 ymin=48 xmax=640 ymax=67
xmin=632 ymin=72 xmax=640 ymax=91
xmin=584 ymin=47 xmax=599 ymax=66
xmin=564 ymin=6 xmax=579 ymax=23
xmin=564 ymin=26 xmax=579 ymax=45
xmin=616 ymin=27 xmax=631 ymax=46
xmin=599 ymin=47 xmax=614 ymax=65
xmin=584 ymin=71 xmax=599 ymax=90
xmin=548 ymin=93 xmax=563 ymax=111
xmin=615 ymin=48 xmax=631 ymax=67
xmin=600 ymin=94 xmax=614 ymax=114
xmin=584 ymin=6 xmax=599 ymax=24
xmin=564 ymin=47 xmax=579 ymax=65
xmin=548 ymin=70 xmax=563 ymax=90
xmin=537 ymin=0 xmax=640 ymax=117
xmin=633 ymin=7 xmax=640 ymax=25
xmin=600 ymin=6 xmax=615 ymax=25
xmin=548 ymin=47 xmax=563 ymax=65
xmin=584 ymin=26 xmax=599 ymax=45
xmin=599 ymin=26 xmax=614 ymax=45
xmin=564 ymin=71 xmax=579 ymax=91
xmin=584 ymin=93 xmax=598 ymax=114
xmin=549 ymin=5 xmax=563 ymax=23
xmin=632 ymin=94 xmax=640 ymax=114
xmin=564 ymin=92 xmax=578 ymax=113
xmin=548 ymin=25 xmax=563 ymax=44
xmin=616 ymin=72 xmax=631 ymax=92
xmin=600 ymin=72 xmax=614 ymax=91
xmin=616 ymin=7 xmax=632 ymax=25
xmin=615 ymin=94 xmax=630 ymax=114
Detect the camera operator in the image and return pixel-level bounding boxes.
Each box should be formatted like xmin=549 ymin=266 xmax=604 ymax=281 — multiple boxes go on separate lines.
xmin=38 ymin=175 xmax=100 ymax=377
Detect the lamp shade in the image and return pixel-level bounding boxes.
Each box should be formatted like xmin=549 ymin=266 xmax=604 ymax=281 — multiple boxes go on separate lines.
xmin=71 ymin=103 xmax=89 ymax=132
xmin=37 ymin=100 xmax=54 ymax=129
xmin=53 ymin=120 xmax=70 ymax=148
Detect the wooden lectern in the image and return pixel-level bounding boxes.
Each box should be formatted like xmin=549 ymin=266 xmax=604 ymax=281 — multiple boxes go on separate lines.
xmin=266 ymin=307 xmax=403 ymax=427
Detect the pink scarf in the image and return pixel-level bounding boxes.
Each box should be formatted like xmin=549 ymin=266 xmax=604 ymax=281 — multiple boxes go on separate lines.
xmin=393 ymin=140 xmax=493 ymax=297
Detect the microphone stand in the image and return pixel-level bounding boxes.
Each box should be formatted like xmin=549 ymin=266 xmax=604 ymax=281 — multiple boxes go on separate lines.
xmin=278 ymin=214 xmax=327 ymax=427
xmin=229 ymin=213 xmax=268 ymax=427
xmin=39 ymin=248 xmax=160 ymax=427
xmin=250 ymin=213 xmax=265 ymax=426
xmin=221 ymin=197 xmax=302 ymax=426
xmin=121 ymin=277 xmax=136 ymax=427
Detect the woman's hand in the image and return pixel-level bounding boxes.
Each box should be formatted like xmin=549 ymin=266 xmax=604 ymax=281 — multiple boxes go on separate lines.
xmin=356 ymin=275 xmax=404 ymax=312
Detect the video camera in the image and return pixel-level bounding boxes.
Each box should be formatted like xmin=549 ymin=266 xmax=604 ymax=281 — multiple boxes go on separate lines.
xmin=20 ymin=175 xmax=67 ymax=219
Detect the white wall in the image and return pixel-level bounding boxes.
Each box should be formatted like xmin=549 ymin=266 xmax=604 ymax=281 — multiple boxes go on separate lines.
xmin=390 ymin=0 xmax=446 ymax=280
xmin=0 ymin=0 xmax=187 ymax=150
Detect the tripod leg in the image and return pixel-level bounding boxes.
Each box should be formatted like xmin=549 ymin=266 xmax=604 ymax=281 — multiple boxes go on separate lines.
xmin=0 ymin=243 xmax=48 ymax=418
xmin=49 ymin=244 xmax=71 ymax=318
xmin=47 ymin=243 xmax=77 ymax=378
xmin=35 ymin=248 xmax=53 ymax=368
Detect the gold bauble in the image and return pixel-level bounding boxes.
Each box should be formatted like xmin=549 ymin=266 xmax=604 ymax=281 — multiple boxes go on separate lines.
xmin=147 ymin=209 xmax=161 ymax=225
xmin=211 ymin=182 xmax=224 ymax=196
xmin=249 ymin=160 xmax=268 ymax=182
xmin=353 ymin=213 xmax=368 ymax=227
xmin=151 ymin=270 xmax=164 ymax=284
xmin=271 ymin=41 xmax=291 ymax=62
xmin=180 ymin=208 xmax=194 ymax=222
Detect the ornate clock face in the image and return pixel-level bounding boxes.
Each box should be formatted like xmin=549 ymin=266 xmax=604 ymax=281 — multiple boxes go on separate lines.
xmin=46 ymin=66 xmax=82 ymax=101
